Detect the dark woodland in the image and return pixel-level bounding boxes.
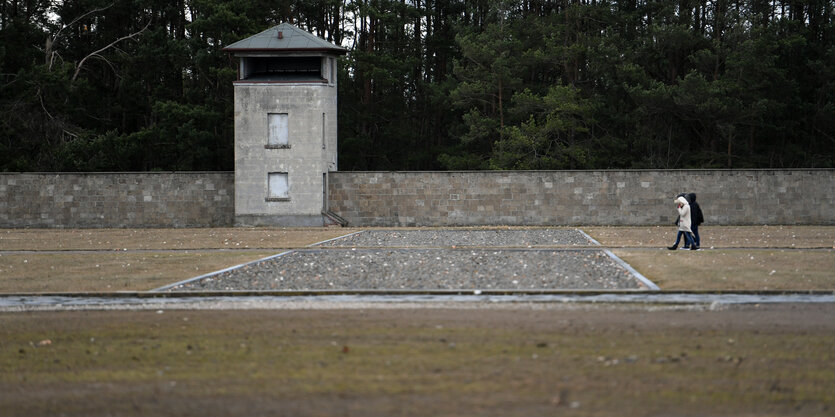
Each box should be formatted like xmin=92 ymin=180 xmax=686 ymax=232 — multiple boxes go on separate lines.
xmin=1 ymin=0 xmax=833 ymax=171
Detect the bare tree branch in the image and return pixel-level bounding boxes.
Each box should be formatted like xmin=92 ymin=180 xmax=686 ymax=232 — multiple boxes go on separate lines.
xmin=72 ymin=22 xmax=151 ymax=83
xmin=36 ymin=88 xmax=81 ymax=142
xmin=46 ymin=3 xmax=116 ymax=70
xmin=36 ymin=88 xmax=54 ymax=120
xmin=89 ymin=53 xmax=121 ymax=80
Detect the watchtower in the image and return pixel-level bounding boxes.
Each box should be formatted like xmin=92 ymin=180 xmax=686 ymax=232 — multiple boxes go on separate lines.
xmin=224 ymin=23 xmax=346 ymax=226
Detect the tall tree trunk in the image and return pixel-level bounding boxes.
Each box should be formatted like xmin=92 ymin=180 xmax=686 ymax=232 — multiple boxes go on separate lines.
xmin=414 ymin=0 xmax=422 ymax=81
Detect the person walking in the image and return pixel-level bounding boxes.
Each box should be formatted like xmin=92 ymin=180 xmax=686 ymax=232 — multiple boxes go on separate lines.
xmin=675 ymin=192 xmax=705 ymax=248
xmin=687 ymin=193 xmax=704 ymax=248
xmin=668 ymin=195 xmax=698 ymax=250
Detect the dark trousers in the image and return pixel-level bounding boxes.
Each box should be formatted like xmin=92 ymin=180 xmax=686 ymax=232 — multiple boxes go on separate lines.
xmin=673 ymin=231 xmax=696 ymax=248
xmin=691 ymin=224 xmax=700 ymax=247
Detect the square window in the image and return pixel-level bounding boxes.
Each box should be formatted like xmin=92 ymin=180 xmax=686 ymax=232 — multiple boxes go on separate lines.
xmin=267 ymin=172 xmax=289 ymax=200
xmin=267 ymin=113 xmax=289 ymax=148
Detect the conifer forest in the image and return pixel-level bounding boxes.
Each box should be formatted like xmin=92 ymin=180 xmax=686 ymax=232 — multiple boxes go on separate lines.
xmin=1 ymin=0 xmax=833 ymax=171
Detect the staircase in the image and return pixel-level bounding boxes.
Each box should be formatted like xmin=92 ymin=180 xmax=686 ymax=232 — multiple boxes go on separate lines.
xmin=322 ymin=210 xmax=348 ymax=227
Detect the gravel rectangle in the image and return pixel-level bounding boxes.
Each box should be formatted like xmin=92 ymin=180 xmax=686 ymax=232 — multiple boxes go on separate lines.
xmin=168 ymin=248 xmax=643 ymax=291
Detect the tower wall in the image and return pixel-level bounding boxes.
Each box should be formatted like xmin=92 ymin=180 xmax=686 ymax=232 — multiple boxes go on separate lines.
xmin=233 ymin=81 xmax=338 ymax=226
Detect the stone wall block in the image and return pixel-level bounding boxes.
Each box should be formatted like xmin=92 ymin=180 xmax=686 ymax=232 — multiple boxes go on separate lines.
xmin=0 ymin=172 xmax=234 ymax=228
xmin=327 ymin=170 xmax=835 ymax=226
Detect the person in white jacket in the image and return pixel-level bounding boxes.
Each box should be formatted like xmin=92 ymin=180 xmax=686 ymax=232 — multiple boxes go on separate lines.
xmin=668 ymin=196 xmax=698 ymax=250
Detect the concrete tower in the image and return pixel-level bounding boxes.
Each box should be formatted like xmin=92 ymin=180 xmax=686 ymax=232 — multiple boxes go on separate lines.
xmin=224 ymin=23 xmax=346 ymax=226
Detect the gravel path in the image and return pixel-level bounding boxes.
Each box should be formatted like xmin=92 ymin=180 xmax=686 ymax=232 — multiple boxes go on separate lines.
xmin=167 ymin=249 xmax=641 ymax=291
xmin=316 ymin=229 xmax=594 ymax=247
xmin=165 ymin=229 xmax=647 ymax=292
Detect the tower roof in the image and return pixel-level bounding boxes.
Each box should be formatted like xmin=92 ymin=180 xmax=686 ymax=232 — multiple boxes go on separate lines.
xmin=223 ymin=23 xmax=347 ymax=54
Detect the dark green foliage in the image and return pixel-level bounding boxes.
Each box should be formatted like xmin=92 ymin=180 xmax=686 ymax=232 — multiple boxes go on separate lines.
xmin=1 ymin=0 xmax=833 ymax=171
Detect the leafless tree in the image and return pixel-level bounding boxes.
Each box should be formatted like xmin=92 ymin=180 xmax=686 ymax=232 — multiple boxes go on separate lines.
xmin=71 ymin=21 xmax=150 ymax=83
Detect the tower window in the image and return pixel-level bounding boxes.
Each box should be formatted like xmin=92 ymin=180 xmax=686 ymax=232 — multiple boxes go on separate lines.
xmin=266 ymin=113 xmax=289 ymax=148
xmin=242 ymin=57 xmax=324 ymax=82
xmin=266 ymin=172 xmax=289 ymax=200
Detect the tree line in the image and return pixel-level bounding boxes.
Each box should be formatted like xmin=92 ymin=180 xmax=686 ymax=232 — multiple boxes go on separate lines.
xmin=1 ymin=0 xmax=833 ymax=172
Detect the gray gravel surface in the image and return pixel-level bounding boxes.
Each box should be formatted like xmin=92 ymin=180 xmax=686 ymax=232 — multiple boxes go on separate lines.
xmin=168 ymin=248 xmax=642 ymax=291
xmin=316 ymin=229 xmax=594 ymax=247
xmin=164 ymin=229 xmax=645 ymax=292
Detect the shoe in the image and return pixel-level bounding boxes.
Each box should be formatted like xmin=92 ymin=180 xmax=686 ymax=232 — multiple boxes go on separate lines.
xmin=690 ymin=246 xmax=699 ymax=250
xmin=667 ymin=245 xmax=677 ymax=250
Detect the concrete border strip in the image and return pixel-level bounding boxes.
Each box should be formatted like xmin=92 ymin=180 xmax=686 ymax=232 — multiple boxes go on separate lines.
xmin=575 ymin=228 xmax=602 ymax=246
xmin=308 ymin=230 xmax=365 ymax=246
xmin=576 ymin=228 xmax=660 ymax=291
xmin=8 ymin=289 xmax=834 ymax=298
xmin=602 ymin=249 xmax=660 ymax=291
xmin=151 ymin=230 xmax=366 ymax=292
xmin=4 ymin=291 xmax=835 ymax=312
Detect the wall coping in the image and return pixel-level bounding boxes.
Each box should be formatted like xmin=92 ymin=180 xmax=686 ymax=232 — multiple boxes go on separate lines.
xmin=0 ymin=171 xmax=234 ymax=175
xmin=2 ymin=169 xmax=831 ymax=176
xmin=332 ymin=169 xmax=835 ymax=174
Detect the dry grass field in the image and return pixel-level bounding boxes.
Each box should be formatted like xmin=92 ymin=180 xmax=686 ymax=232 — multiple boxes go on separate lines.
xmin=1 ymin=306 xmax=833 ymax=417
xmin=0 ymin=228 xmax=361 ymax=293
xmin=583 ymin=225 xmax=835 ymax=291
xmin=1 ymin=226 xmax=832 ymax=292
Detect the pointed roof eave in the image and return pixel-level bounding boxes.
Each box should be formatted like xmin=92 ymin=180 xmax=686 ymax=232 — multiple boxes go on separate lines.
xmin=223 ymin=23 xmax=347 ymax=55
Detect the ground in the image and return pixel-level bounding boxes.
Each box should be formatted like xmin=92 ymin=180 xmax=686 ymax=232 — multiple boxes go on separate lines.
xmin=0 ymin=226 xmax=833 ymax=416
xmin=0 ymin=226 xmax=833 ymax=292
xmin=1 ymin=305 xmax=833 ymax=416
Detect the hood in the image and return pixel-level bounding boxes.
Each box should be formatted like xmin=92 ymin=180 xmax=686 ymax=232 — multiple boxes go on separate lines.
xmin=676 ymin=196 xmax=689 ymax=206
xmin=677 ymin=192 xmax=696 ymax=204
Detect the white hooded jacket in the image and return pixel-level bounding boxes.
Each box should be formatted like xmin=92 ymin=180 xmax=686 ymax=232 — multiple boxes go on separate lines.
xmin=676 ymin=196 xmax=692 ymax=233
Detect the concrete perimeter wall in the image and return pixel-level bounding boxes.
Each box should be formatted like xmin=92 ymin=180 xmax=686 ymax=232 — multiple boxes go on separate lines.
xmin=327 ymin=170 xmax=835 ymax=226
xmin=1 ymin=170 xmax=833 ymax=228
xmin=0 ymin=172 xmax=233 ymax=228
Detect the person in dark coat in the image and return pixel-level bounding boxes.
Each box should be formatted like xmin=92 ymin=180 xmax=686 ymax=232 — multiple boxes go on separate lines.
xmin=686 ymin=193 xmax=704 ymax=247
